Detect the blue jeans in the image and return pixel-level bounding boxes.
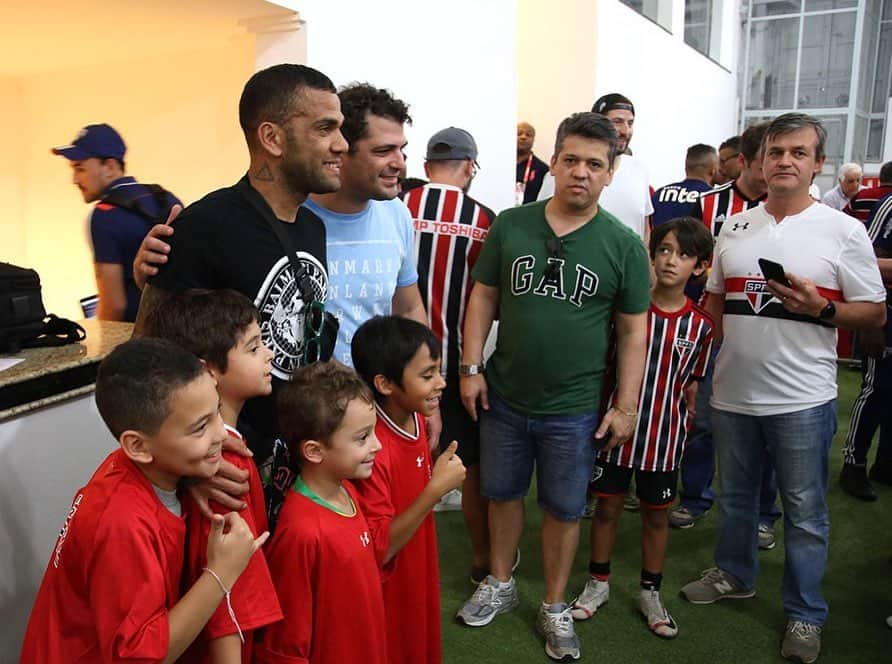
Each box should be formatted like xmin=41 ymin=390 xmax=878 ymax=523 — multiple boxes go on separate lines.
xmin=713 ymin=401 xmax=837 ymax=625
xmin=679 ymin=343 xmax=782 ymax=525
xmin=480 ymin=389 xmax=599 ymax=521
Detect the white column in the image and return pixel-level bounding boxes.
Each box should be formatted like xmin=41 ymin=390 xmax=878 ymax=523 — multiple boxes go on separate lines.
xmin=239 ymin=12 xmax=306 ymax=71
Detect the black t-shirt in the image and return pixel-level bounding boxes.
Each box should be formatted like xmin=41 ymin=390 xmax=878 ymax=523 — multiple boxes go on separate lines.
xmin=149 ymin=175 xmax=328 ymax=453
xmin=516 ymin=154 xmax=550 ymax=203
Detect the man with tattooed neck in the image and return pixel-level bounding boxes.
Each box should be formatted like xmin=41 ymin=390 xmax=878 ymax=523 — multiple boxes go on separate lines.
xmin=131 ymin=64 xmax=347 ymax=520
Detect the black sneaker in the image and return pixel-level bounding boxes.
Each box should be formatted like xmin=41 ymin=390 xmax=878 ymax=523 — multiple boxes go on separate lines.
xmin=840 ymin=463 xmax=877 ymax=501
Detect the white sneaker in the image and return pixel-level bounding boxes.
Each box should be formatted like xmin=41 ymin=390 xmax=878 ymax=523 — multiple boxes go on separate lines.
xmin=536 ymin=603 xmax=580 ymax=661
xmin=456 ymin=575 xmax=519 ymax=627
xmin=433 ymin=488 xmax=463 ymax=513
xmin=569 ymin=577 xmax=609 ymax=620
xmin=637 ymin=588 xmax=678 ymax=639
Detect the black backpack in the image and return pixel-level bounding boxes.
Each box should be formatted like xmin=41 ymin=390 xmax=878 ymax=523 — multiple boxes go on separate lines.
xmin=0 ymin=263 xmax=85 ymax=353
xmin=101 ymin=183 xmax=176 ymax=225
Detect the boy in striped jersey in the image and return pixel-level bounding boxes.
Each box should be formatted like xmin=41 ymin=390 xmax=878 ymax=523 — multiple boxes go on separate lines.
xmin=571 ymin=217 xmax=714 ymax=638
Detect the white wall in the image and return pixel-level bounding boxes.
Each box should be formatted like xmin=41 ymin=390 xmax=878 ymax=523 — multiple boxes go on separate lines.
xmin=3 ymin=40 xmax=256 ymax=321
xmin=300 ymin=0 xmax=518 ymax=213
xmin=0 ymin=396 xmax=117 ymax=658
xmin=516 ymin=0 xmax=598 ymax=169
xmin=594 ymin=1 xmax=739 ymax=189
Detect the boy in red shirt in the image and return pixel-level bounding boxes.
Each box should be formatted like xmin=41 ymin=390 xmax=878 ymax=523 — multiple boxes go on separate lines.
xmin=20 ymin=338 xmax=266 ymax=663
xmin=571 ymin=217 xmax=715 ymax=639
xmin=351 ymin=315 xmax=467 ymax=664
xmin=143 ymin=289 xmax=283 ymax=662
xmin=255 ymin=360 xmax=387 ymax=664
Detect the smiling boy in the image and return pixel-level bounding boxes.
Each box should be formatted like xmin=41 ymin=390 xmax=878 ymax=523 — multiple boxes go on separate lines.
xmin=351 ymin=315 xmax=466 ymax=664
xmin=143 ymin=290 xmax=282 ymax=663
xmin=255 ymin=361 xmax=388 ymax=664
xmin=20 ymin=339 xmax=265 ymax=663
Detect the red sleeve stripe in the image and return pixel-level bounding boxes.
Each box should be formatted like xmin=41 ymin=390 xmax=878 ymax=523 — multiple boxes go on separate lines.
xmin=723 ymin=277 xmax=842 ymax=301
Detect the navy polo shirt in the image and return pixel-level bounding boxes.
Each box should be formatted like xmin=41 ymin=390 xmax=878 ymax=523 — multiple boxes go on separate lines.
xmin=651 ymin=178 xmax=713 ymax=227
xmin=90 ymin=177 xmax=181 ymax=321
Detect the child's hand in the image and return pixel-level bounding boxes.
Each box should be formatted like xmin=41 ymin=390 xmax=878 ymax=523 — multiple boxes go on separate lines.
xmin=205 ymin=512 xmax=269 ymax=589
xmin=430 ymin=440 xmax=466 ymax=496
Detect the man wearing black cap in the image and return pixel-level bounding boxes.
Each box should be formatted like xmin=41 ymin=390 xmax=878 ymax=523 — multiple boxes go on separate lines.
xmin=402 ymin=127 xmax=496 ymax=581
xmin=592 ymin=93 xmax=653 ymax=246
xmin=53 ymin=124 xmax=179 ymax=322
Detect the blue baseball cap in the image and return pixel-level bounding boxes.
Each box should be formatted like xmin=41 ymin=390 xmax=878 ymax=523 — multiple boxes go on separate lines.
xmin=52 ymin=124 xmax=126 ymax=161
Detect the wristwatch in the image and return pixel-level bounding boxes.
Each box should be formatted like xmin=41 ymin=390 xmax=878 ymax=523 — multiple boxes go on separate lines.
xmin=818 ymin=299 xmax=836 ymax=321
xmin=459 ymin=363 xmax=484 ymax=376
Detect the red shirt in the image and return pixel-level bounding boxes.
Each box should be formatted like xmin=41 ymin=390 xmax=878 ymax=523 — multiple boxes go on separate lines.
xmin=255 ymin=481 xmax=387 ymax=664
xmin=351 ymin=408 xmax=442 ymax=664
xmin=21 ymin=450 xmax=184 ymax=663
xmin=180 ymin=426 xmax=282 ymax=663
xmin=844 ymin=184 xmax=892 ymax=224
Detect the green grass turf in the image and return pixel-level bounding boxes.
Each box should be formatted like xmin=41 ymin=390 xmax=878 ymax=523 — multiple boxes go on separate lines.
xmin=435 ymin=366 xmax=892 ymax=663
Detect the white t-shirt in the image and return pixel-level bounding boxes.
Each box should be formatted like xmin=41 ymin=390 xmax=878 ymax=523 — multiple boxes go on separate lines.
xmin=598 ymin=154 xmax=653 ymax=239
xmin=707 ymin=202 xmax=885 ymax=416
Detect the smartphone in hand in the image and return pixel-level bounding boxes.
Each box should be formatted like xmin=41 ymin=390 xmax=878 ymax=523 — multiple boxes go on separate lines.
xmin=758 ymin=258 xmax=792 ymax=289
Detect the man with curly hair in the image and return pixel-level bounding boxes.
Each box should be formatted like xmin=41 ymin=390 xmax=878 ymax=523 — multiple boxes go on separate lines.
xmin=303 ymin=83 xmax=427 ymax=367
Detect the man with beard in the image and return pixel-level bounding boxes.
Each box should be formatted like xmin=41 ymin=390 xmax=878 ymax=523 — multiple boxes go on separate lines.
xmin=132 ymin=64 xmax=347 ymax=518
xmin=302 ymin=83 xmax=427 ymax=366
xmin=593 ymin=93 xmax=653 ymax=246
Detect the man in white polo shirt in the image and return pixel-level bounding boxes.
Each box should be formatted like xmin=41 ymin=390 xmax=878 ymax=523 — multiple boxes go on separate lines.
xmin=680 ymin=113 xmax=886 ymax=664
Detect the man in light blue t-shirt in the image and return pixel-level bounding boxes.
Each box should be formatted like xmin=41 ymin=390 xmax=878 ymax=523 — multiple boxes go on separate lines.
xmin=304 ymin=83 xmax=426 ymax=366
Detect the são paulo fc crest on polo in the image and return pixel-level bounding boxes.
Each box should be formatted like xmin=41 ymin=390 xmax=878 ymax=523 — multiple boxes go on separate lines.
xmin=674 ymin=338 xmax=694 ymax=357
xmin=254 ymin=252 xmax=328 ymax=380
xmin=744 ymin=279 xmax=774 ymax=314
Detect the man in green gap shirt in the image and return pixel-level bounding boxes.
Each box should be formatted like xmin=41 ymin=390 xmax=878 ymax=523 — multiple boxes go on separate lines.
xmin=455 ymin=112 xmax=650 ymax=662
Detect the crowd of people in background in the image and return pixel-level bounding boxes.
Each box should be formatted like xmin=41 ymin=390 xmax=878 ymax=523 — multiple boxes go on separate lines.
xmin=22 ymin=61 xmax=892 ymax=664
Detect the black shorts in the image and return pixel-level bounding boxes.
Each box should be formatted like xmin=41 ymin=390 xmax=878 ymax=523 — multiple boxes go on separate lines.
xmin=440 ymin=378 xmax=480 ymax=466
xmin=591 ymin=461 xmax=678 ymax=508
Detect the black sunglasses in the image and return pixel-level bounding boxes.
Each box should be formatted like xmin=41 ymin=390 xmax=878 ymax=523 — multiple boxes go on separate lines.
xmin=544 ymin=237 xmax=564 ymax=283
xmin=302 ymin=300 xmax=326 ymax=364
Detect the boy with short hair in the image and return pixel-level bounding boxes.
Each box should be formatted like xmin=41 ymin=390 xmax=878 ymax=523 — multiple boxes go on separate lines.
xmin=571 ymin=217 xmax=715 ymax=638
xmin=20 ymin=338 xmax=266 ymax=663
xmin=351 ymin=315 xmax=467 ymax=664
xmin=142 ymin=289 xmax=282 ymax=663
xmin=254 ymin=361 xmax=388 ymax=664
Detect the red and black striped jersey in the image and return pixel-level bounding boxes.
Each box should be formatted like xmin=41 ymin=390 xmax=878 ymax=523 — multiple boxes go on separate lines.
xmin=601 ymin=300 xmax=714 ymax=471
xmin=401 ymin=184 xmax=495 ymax=378
xmin=694 ymin=180 xmax=765 ymax=239
xmin=846 ymin=184 xmax=892 ymax=228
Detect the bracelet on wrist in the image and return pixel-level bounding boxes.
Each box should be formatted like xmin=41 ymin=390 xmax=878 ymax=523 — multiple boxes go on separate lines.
xmin=612 ymin=405 xmax=637 ymax=419
xmin=204 ymin=567 xmax=245 ymax=643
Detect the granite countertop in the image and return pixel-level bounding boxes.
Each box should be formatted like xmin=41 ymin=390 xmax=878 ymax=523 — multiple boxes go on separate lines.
xmin=0 ymin=319 xmax=133 ymax=420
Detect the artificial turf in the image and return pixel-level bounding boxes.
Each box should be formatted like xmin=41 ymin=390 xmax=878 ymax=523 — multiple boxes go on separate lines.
xmin=435 ymin=366 xmax=892 ymax=663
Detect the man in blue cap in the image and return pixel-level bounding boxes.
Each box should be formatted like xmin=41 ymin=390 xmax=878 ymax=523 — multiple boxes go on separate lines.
xmin=52 ymin=124 xmax=179 ymax=322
